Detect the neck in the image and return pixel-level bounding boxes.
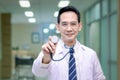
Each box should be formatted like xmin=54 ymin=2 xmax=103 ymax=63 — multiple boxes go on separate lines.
xmin=63 ymin=39 xmax=76 ymax=48
xmin=64 ymin=44 xmax=74 ymax=49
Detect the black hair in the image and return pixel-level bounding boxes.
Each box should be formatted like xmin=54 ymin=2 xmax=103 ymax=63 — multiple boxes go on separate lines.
xmin=57 ymin=6 xmax=80 ymax=23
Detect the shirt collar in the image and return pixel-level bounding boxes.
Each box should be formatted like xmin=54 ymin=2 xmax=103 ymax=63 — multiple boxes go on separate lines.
xmin=55 ymin=39 xmax=85 ymax=54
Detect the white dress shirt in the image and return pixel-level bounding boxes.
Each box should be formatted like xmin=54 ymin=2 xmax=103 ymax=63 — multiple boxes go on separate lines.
xmin=32 ymin=39 xmax=106 ymax=80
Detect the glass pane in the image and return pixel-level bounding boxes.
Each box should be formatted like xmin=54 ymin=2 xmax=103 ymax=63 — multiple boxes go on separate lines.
xmin=90 ymin=3 xmax=100 ymax=22
xmin=102 ymin=0 xmax=108 ymax=16
xmin=110 ymin=0 xmax=117 ymax=12
xmin=84 ymin=25 xmax=90 ymax=46
xmin=85 ymin=11 xmax=91 ymax=24
xmin=110 ymin=14 xmax=118 ymax=80
xmin=110 ymin=14 xmax=117 ymax=61
xmin=90 ymin=7 xmax=94 ymax=22
xmin=111 ymin=64 xmax=117 ymax=80
xmin=94 ymin=3 xmax=100 ymax=19
xmin=101 ymin=18 xmax=109 ymax=80
xmin=89 ymin=21 xmax=100 ymax=55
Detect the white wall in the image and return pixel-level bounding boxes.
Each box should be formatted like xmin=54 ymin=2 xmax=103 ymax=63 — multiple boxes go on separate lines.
xmin=12 ymin=23 xmax=43 ymax=57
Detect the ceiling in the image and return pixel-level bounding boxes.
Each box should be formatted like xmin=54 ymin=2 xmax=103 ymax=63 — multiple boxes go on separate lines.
xmin=0 ymin=0 xmax=97 ymax=24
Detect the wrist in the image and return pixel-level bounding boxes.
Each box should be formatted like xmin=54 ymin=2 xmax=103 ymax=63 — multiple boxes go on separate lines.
xmin=42 ymin=56 xmax=51 ymax=64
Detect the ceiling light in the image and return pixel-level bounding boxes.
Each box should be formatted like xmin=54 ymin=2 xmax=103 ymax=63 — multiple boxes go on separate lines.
xmin=58 ymin=0 xmax=70 ymax=8
xmin=28 ymin=18 xmax=36 ymax=23
xmin=54 ymin=11 xmax=59 ymax=17
xmin=43 ymin=28 xmax=49 ymax=34
xmin=25 ymin=11 xmax=34 ymax=17
xmin=49 ymin=24 xmax=55 ymax=30
xmin=19 ymin=0 xmax=31 ymax=8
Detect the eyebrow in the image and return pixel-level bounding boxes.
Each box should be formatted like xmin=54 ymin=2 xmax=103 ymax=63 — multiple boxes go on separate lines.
xmin=61 ymin=21 xmax=77 ymax=23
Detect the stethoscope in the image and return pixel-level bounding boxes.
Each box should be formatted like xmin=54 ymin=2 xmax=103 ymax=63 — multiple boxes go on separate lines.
xmin=50 ymin=44 xmax=74 ymax=61
xmin=50 ymin=35 xmax=75 ymax=61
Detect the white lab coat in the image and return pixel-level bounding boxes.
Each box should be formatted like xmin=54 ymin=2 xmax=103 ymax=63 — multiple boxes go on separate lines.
xmin=32 ymin=39 xmax=106 ymax=80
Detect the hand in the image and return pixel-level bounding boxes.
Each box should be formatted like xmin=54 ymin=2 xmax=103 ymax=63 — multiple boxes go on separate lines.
xmin=41 ymin=36 xmax=56 ymax=64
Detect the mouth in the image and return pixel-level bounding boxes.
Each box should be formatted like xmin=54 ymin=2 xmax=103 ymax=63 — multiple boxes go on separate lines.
xmin=66 ymin=33 xmax=74 ymax=37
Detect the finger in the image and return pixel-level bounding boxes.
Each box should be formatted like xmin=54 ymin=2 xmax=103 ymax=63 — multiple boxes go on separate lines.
xmin=48 ymin=41 xmax=55 ymax=50
xmin=42 ymin=44 xmax=50 ymax=54
xmin=42 ymin=41 xmax=55 ymax=54
xmin=47 ymin=42 xmax=56 ymax=54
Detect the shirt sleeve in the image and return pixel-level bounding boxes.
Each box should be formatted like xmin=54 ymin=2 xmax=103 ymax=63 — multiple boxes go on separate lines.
xmin=32 ymin=51 xmax=50 ymax=77
xmin=92 ymin=52 xmax=106 ymax=80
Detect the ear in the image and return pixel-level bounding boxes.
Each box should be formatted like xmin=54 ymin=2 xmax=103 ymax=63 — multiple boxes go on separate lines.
xmin=56 ymin=23 xmax=60 ymax=31
xmin=78 ymin=22 xmax=82 ymax=31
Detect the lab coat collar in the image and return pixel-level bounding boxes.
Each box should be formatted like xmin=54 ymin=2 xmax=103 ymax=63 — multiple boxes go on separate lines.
xmin=55 ymin=39 xmax=85 ymax=55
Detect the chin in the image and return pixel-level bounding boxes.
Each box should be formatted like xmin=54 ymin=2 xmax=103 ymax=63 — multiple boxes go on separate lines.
xmin=67 ymin=38 xmax=75 ymax=42
xmin=62 ymin=35 xmax=76 ymax=41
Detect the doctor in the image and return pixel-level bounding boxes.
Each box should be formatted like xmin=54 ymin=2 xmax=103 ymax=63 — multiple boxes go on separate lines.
xmin=32 ymin=6 xmax=105 ymax=80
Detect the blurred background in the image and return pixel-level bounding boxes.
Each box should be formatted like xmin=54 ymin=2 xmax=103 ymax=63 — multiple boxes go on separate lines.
xmin=0 ymin=0 xmax=119 ymax=80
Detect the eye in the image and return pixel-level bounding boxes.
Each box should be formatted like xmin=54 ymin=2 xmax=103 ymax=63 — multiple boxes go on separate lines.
xmin=71 ymin=23 xmax=77 ymax=26
xmin=62 ymin=23 xmax=67 ymax=26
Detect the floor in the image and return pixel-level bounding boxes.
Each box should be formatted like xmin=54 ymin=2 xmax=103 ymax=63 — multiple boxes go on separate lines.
xmin=1 ymin=65 xmax=47 ymax=80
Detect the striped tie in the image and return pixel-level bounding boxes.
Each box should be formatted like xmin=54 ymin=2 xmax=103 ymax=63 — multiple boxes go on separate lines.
xmin=69 ymin=48 xmax=77 ymax=80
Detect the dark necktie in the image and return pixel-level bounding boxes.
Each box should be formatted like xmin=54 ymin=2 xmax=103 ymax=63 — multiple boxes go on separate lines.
xmin=69 ymin=48 xmax=77 ymax=80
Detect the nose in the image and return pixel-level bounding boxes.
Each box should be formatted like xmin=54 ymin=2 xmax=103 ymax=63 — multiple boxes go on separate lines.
xmin=66 ymin=25 xmax=72 ymax=31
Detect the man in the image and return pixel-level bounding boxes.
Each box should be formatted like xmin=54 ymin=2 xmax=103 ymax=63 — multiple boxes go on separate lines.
xmin=32 ymin=6 xmax=105 ymax=80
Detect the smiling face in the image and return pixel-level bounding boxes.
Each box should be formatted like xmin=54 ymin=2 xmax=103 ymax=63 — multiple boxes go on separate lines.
xmin=56 ymin=11 xmax=82 ymax=46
